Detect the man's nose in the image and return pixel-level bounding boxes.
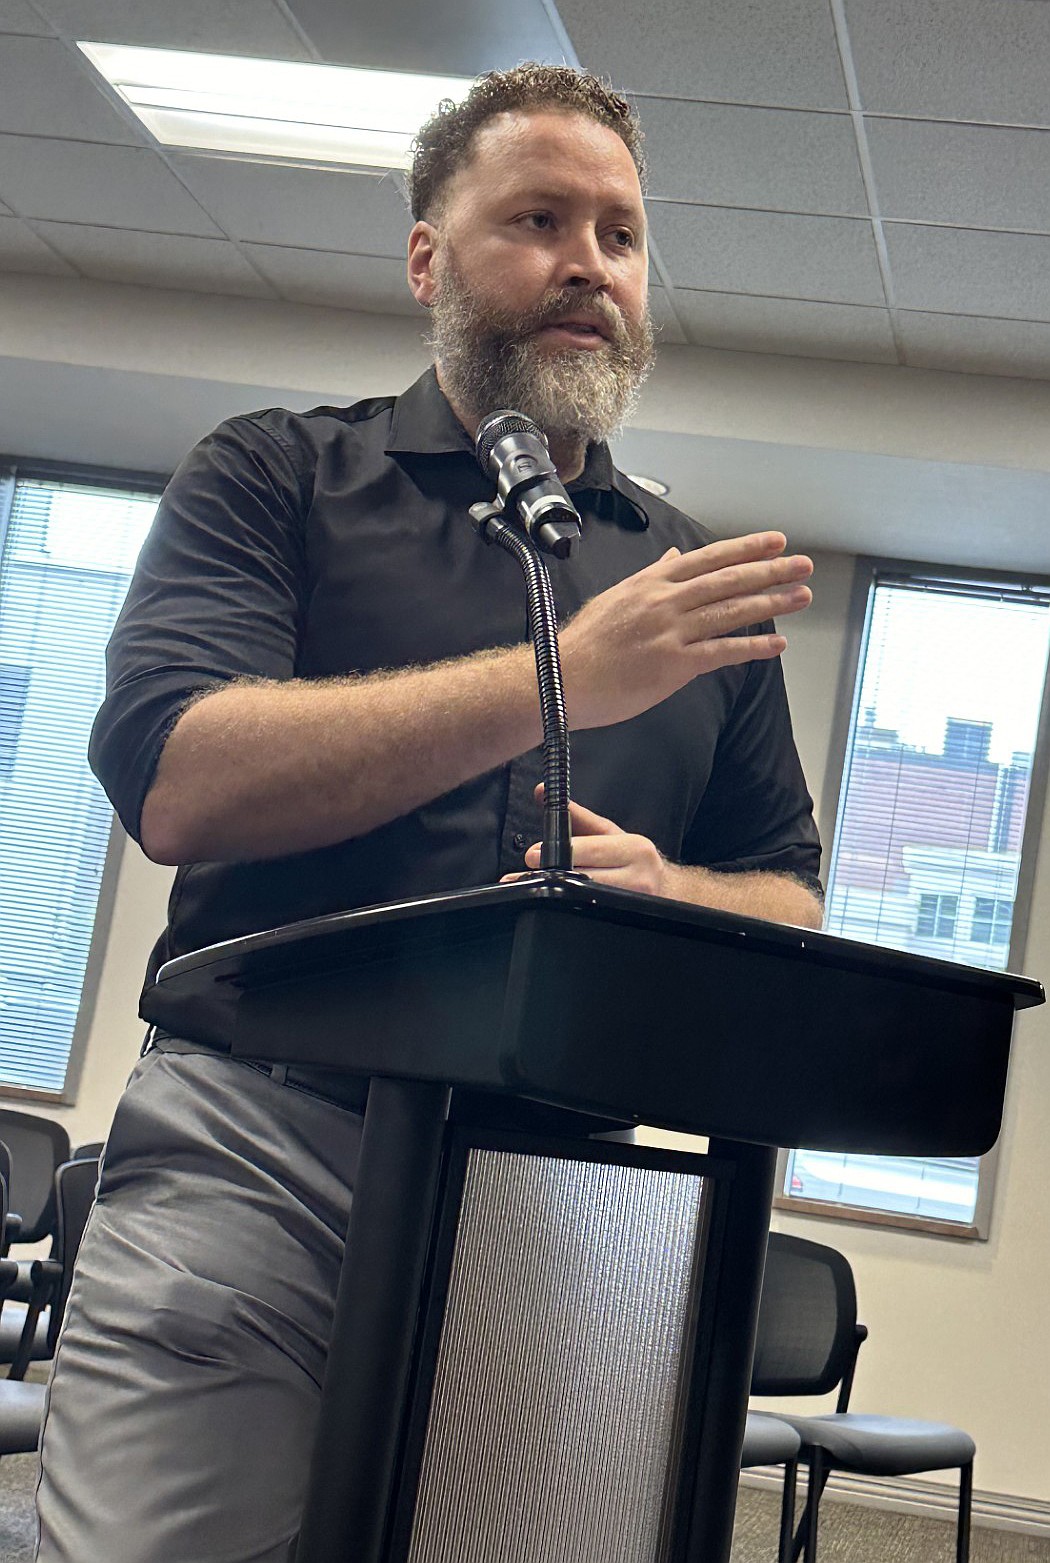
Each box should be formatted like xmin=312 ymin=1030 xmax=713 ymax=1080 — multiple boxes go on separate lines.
xmin=558 ymin=230 xmax=612 ymax=291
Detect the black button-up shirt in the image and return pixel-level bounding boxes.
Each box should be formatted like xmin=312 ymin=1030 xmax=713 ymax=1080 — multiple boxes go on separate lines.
xmin=90 ymin=368 xmax=820 ymax=1017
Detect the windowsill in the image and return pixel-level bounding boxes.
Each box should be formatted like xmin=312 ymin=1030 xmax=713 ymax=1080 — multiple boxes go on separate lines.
xmin=772 ymin=1193 xmax=982 ymax=1241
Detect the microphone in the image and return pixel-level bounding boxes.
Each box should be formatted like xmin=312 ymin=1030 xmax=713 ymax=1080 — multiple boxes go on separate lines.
xmin=475 ymin=410 xmax=583 ymax=560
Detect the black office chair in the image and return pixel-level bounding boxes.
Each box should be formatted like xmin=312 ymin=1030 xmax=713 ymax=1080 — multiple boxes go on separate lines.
xmin=6 ymin=1157 xmax=100 ymax=1381
xmin=0 ymin=1112 xmax=73 ymax=1366
xmin=0 ymin=1142 xmax=21 ymax=1255
xmin=0 ymin=1111 xmax=71 ymax=1251
xmin=0 ymin=1171 xmax=45 ymax=1454
xmin=751 ymin=1232 xmax=975 ymax=1563
xmin=740 ymin=1411 xmax=802 ymax=1561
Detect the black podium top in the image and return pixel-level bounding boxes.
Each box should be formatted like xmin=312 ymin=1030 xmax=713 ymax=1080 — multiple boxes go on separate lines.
xmin=147 ymin=875 xmax=1042 ymax=1155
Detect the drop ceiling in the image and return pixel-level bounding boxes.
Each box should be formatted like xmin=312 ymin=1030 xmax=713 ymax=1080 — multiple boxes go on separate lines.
xmin=2 ymin=0 xmax=1050 ymax=569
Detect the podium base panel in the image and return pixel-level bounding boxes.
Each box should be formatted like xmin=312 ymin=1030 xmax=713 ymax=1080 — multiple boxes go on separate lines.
xmin=401 ymin=1146 xmax=708 ymax=1563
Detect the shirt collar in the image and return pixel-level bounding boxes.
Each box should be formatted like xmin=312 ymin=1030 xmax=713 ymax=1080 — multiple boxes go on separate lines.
xmin=386 ymin=367 xmax=650 ymax=530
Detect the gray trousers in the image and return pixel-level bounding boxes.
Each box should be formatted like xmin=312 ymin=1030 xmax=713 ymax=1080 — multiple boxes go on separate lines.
xmin=34 ymin=1041 xmax=363 ymax=1563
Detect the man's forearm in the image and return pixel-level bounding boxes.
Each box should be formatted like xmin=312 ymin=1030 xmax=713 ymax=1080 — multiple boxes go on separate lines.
xmin=139 ymin=531 xmax=816 ymax=867
xmin=139 ymin=644 xmax=541 ymax=864
xmin=660 ymin=862 xmax=824 ymax=929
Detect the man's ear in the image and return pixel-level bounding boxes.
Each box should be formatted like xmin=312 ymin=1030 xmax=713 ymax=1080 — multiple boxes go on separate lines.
xmin=407 ymin=221 xmax=439 ymax=307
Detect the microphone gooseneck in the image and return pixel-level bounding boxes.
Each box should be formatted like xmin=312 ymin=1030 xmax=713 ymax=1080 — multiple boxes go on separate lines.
xmin=469 ymin=409 xmax=578 ymax=873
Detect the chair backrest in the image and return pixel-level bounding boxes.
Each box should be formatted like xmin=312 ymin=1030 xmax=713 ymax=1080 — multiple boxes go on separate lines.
xmin=47 ymin=1157 xmax=100 ymax=1353
xmin=750 ymin=1232 xmax=859 ymax=1399
xmin=0 ymin=1141 xmax=11 ymax=1255
xmin=0 ymin=1111 xmax=71 ymax=1244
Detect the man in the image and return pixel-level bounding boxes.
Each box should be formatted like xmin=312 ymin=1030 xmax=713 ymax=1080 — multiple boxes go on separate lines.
xmin=35 ymin=64 xmax=822 ymax=1563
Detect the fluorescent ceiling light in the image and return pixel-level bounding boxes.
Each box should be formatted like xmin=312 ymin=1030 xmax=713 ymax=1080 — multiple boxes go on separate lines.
xmin=78 ymin=42 xmax=474 ymax=170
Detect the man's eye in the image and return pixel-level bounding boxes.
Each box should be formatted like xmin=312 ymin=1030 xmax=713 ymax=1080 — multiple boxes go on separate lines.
xmin=525 ymin=213 xmax=552 ymax=229
xmin=611 ymin=228 xmax=635 ymax=248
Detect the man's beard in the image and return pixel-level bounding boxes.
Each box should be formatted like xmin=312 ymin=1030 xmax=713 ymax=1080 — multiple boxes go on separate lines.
xmin=429 ymin=256 xmax=656 ymax=451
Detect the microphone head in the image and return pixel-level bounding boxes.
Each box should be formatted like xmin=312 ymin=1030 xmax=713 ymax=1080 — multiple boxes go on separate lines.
xmin=475 ymin=409 xmax=546 ymax=474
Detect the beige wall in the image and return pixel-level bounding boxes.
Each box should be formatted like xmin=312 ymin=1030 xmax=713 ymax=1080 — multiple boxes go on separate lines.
xmin=52 ymin=846 xmax=174 ymax=1150
xmin=766 ymin=550 xmax=1050 ymax=1508
xmin=4 ymin=276 xmax=1049 ymax=1508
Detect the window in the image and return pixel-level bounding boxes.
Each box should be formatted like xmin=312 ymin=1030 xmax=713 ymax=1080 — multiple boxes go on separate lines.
xmin=0 ymin=468 xmax=161 ymax=1097
xmin=915 ymin=892 xmax=957 ymax=940
xmin=777 ymin=565 xmax=1050 ymax=1237
xmin=971 ymin=896 xmax=1013 ymax=946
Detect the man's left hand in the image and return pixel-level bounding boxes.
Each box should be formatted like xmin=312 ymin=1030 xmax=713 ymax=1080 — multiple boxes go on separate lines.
xmin=501 ymin=784 xmax=824 ymax=927
xmin=502 ymin=788 xmax=669 ymax=896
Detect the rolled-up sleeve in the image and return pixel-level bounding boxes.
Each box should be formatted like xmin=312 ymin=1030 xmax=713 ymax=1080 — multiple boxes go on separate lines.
xmin=89 ymin=415 xmax=308 ymax=841
xmin=682 ymin=647 xmax=823 ymax=894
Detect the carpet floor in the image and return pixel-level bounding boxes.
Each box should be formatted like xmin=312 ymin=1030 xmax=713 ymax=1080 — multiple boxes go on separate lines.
xmin=0 ymin=1455 xmax=37 ymax=1563
xmin=1 ymin=1456 xmax=1047 ymax=1562
xmin=731 ymin=1485 xmax=1050 ymax=1563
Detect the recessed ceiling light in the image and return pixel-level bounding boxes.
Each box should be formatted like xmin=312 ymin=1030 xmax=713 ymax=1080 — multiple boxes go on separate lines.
xmin=77 ymin=42 xmax=474 ymax=170
xmin=626 ymin=474 xmax=670 ymax=497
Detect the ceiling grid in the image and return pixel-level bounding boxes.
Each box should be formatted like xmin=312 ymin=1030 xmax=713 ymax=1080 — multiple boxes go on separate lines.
xmin=0 ymin=0 xmax=1048 ymax=372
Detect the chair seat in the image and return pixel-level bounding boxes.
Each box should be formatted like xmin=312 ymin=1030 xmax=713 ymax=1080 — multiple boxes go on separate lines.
xmin=0 ymin=1379 xmax=46 ymax=1455
xmin=772 ymin=1412 xmax=976 ymax=1476
xmin=741 ymin=1411 xmax=802 ymax=1468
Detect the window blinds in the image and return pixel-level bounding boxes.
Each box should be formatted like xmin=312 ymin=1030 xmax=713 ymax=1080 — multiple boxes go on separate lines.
xmin=825 ymin=575 xmax=1050 ymax=973
xmin=0 ymin=477 xmax=157 ymax=1093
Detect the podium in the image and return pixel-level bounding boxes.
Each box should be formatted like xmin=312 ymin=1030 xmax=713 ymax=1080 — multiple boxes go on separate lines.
xmin=148 ymin=876 xmax=1043 ymax=1563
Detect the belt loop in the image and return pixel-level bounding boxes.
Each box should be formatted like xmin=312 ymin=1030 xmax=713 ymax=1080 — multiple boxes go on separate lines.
xmin=270 ymin=1064 xmax=288 ymax=1085
xmin=139 ymin=1025 xmax=157 ymax=1059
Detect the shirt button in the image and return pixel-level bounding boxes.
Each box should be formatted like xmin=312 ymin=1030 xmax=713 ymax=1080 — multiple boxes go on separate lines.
xmin=512 ymin=832 xmax=528 ymax=852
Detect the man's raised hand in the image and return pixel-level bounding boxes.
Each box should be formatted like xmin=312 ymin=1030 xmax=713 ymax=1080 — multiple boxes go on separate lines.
xmin=558 ymin=530 xmax=812 ymax=731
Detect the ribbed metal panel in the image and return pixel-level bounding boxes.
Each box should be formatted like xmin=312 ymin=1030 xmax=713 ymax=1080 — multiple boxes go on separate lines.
xmin=406 ymin=1150 xmax=706 ymax=1563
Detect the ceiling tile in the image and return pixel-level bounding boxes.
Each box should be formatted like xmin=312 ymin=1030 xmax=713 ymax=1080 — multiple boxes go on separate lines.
xmin=559 ymin=0 xmax=847 ymax=107
xmin=286 ymin=0 xmax=564 ymax=75
xmin=885 ymin=224 xmax=1050 ymax=320
xmin=0 ymin=35 xmax=139 ymax=142
xmin=31 ymin=0 xmax=311 ymax=57
xmin=649 ymin=203 xmax=885 ymax=306
xmin=244 ymin=245 xmax=422 ymax=315
xmin=33 ymin=221 xmax=276 ymax=297
xmin=0 ymin=136 xmax=222 ymax=232
xmin=171 ymin=156 xmax=411 ymax=255
xmin=0 ymin=0 xmax=55 ymax=34
xmin=640 ymin=100 xmax=866 ymax=215
xmin=0 ymin=213 xmax=76 ymax=274
xmin=648 ymin=286 xmax=687 ymax=346
xmin=670 ymin=287 xmax=898 ymax=364
xmin=868 ymin=118 xmax=1050 ymax=233
xmin=897 ymin=310 xmax=1050 ymax=381
xmin=844 ymin=0 xmax=1050 ymax=128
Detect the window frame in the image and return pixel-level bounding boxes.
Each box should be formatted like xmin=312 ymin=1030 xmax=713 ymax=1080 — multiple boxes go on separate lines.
xmin=774 ymin=554 xmax=1050 ymax=1240
xmin=0 ymin=456 xmax=168 ymax=1104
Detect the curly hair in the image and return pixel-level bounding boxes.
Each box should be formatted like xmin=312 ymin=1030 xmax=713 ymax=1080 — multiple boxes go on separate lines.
xmin=408 ymin=63 xmax=646 ymax=221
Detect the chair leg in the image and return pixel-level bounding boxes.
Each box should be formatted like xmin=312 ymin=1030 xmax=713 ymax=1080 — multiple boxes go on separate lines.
xmin=803 ymin=1447 xmax=825 ymax=1563
xmin=778 ymin=1458 xmax=798 ymax=1563
xmin=956 ymin=1461 xmax=973 ymax=1563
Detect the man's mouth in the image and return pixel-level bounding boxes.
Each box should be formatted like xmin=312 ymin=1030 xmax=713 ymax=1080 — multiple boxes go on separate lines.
xmin=538 ymin=318 xmax=612 ymax=346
